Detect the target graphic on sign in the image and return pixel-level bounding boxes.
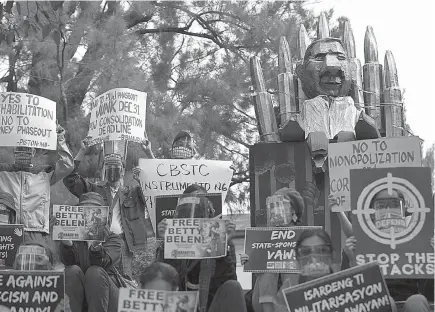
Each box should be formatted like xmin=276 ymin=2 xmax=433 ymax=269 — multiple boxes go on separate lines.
xmin=352 ymin=172 xmax=431 ymax=250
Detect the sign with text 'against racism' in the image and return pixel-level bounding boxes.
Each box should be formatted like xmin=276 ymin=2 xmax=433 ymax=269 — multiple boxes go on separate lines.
xmin=138 ymin=158 xmax=233 ymax=231
xmin=0 ymin=270 xmax=65 ymax=312
xmin=0 ymin=225 xmax=24 ymax=269
xmin=0 ymin=92 xmax=57 ymax=150
xmin=52 ymin=205 xmax=109 ymax=242
xmin=283 ymin=263 xmax=391 ymax=312
xmin=87 ymin=88 xmax=147 ymax=146
xmin=244 ymin=226 xmax=321 ymax=273
xmin=328 ymin=137 xmax=421 ymax=212
xmin=350 ymin=167 xmax=434 ymax=279
xmin=118 ymin=288 xmax=198 ymax=312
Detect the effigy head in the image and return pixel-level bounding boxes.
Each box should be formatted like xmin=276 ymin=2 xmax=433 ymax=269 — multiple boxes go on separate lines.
xmin=296 ymin=38 xmax=351 ymax=99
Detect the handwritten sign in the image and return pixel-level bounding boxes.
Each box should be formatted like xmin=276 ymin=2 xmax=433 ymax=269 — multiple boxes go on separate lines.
xmin=244 ymin=226 xmax=321 ymax=273
xmin=328 ymin=137 xmax=421 ymax=212
xmin=52 ymin=205 xmax=109 ymax=242
xmin=164 ymin=218 xmax=227 ymax=259
xmin=283 ymin=263 xmax=392 ymax=312
xmin=155 ymin=193 xmax=222 ymax=238
xmin=0 ymin=270 xmax=64 ymax=312
xmin=0 ymin=224 xmax=23 ymax=269
xmin=88 ymin=88 xmax=147 ymax=146
xmin=118 ymin=288 xmax=198 ymax=312
xmin=138 ymin=159 xmax=233 ymax=231
xmin=350 ymin=167 xmax=434 ymax=279
xmin=0 ymin=92 xmax=57 ymax=150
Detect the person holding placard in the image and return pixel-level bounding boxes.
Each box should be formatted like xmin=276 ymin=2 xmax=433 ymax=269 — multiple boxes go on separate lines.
xmin=0 ymin=123 xmax=73 ymax=241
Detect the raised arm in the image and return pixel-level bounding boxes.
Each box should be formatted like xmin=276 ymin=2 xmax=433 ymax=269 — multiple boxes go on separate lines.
xmin=50 ymin=124 xmax=74 ymax=185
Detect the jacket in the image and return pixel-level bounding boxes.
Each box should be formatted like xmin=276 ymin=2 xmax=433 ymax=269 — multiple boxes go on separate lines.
xmin=0 ymin=133 xmax=74 ymax=233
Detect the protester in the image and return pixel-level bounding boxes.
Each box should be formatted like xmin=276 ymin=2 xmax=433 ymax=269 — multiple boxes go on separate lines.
xmin=0 ymin=123 xmax=74 ymax=241
xmin=139 ymin=262 xmax=180 ymax=291
xmin=156 ymin=184 xmax=245 ymax=312
xmin=0 ymin=191 xmax=16 ymax=224
xmin=171 ymin=131 xmax=197 ymax=159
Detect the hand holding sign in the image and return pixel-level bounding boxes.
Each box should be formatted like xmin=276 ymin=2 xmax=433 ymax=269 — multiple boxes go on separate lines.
xmin=240 ymin=253 xmax=249 ymax=265
xmin=132 ymin=167 xmax=141 ymax=183
xmin=226 ymin=221 xmax=236 ymax=240
xmin=344 ymin=236 xmax=357 ymax=266
xmin=157 ymin=219 xmax=168 ymax=239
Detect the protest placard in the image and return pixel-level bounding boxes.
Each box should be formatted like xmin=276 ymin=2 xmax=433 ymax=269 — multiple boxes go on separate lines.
xmin=164 ymin=218 xmax=227 ymax=259
xmin=87 ymin=88 xmax=147 ymax=146
xmin=350 ymin=167 xmax=434 ymax=279
xmin=118 ymin=288 xmax=198 ymax=312
xmin=0 ymin=92 xmax=57 ymax=150
xmin=155 ymin=193 xmax=222 ymax=238
xmin=0 ymin=224 xmax=24 ymax=269
xmin=328 ymin=137 xmax=421 ymax=212
xmin=0 ymin=270 xmax=64 ymax=312
xmin=244 ymin=226 xmax=322 ymax=273
xmin=138 ymin=158 xmax=233 ymax=231
xmin=52 ymin=205 xmax=109 ymax=241
xmin=283 ymin=263 xmax=391 ymax=312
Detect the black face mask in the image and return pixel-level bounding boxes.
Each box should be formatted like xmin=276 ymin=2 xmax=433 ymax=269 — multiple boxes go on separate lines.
xmin=106 ymin=167 xmax=121 ymax=182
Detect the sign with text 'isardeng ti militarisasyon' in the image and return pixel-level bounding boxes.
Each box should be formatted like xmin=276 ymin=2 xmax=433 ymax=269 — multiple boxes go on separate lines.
xmin=0 ymin=92 xmax=57 ymax=150
xmin=87 ymin=88 xmax=147 ymax=146
xmin=243 ymin=226 xmax=321 ymax=273
xmin=283 ymin=263 xmax=392 ymax=312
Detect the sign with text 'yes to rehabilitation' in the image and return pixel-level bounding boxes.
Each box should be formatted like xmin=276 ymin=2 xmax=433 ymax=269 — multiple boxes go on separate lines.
xmin=164 ymin=218 xmax=227 ymax=259
xmin=87 ymin=88 xmax=147 ymax=146
xmin=138 ymin=158 xmax=233 ymax=232
xmin=0 ymin=92 xmax=57 ymax=150
xmin=52 ymin=205 xmax=109 ymax=242
xmin=244 ymin=226 xmax=321 ymax=273
xmin=0 ymin=270 xmax=65 ymax=312
xmin=283 ymin=263 xmax=392 ymax=312
xmin=0 ymin=224 xmax=24 ymax=269
xmin=328 ymin=137 xmax=421 ymax=212
xmin=118 ymin=288 xmax=198 ymax=312
xmin=350 ymin=167 xmax=434 ymax=279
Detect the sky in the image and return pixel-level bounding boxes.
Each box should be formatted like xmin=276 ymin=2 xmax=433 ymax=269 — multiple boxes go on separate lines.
xmin=304 ymin=0 xmax=435 ymax=152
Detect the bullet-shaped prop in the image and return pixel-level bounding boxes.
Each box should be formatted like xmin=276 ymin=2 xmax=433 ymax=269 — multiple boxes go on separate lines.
xmin=317 ymin=12 xmax=330 ymax=39
xmin=296 ymin=25 xmax=311 ymax=110
xmin=278 ymin=37 xmax=298 ymax=124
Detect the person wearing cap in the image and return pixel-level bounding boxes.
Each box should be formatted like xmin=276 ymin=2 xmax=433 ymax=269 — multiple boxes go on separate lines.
xmin=171 ymin=131 xmax=197 ymax=159
xmin=60 ymin=192 xmax=123 ymax=312
xmin=0 ymin=191 xmax=17 ymax=224
xmin=0 ymin=123 xmax=74 ymax=241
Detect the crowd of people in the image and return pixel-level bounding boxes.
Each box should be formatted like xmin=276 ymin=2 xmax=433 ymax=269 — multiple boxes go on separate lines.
xmin=0 ymin=125 xmax=433 ymax=312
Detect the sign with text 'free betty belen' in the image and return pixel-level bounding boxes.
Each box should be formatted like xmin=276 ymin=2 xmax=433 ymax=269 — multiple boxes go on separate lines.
xmin=0 ymin=92 xmax=57 ymax=150
xmin=244 ymin=226 xmax=321 ymax=273
xmin=283 ymin=263 xmax=392 ymax=312
xmin=350 ymin=167 xmax=434 ymax=279
xmin=0 ymin=224 xmax=24 ymax=269
xmin=87 ymin=88 xmax=147 ymax=146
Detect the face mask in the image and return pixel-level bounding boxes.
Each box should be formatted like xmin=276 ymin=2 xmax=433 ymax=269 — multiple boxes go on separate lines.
xmin=105 ymin=166 xmax=121 ymax=182
xmin=14 ymin=245 xmax=51 ymax=271
xmin=297 ymin=245 xmax=332 ymax=278
xmin=171 ymin=147 xmax=194 ymax=159
xmin=266 ymin=195 xmax=296 ymax=227
xmin=374 ymin=198 xmax=406 ymax=232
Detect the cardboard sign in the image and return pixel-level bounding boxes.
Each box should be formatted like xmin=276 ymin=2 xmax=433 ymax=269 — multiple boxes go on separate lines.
xmin=52 ymin=205 xmax=109 ymax=241
xmin=244 ymin=226 xmax=322 ymax=273
xmin=283 ymin=263 xmax=392 ymax=312
xmin=0 ymin=224 xmax=24 ymax=269
xmin=118 ymin=288 xmax=198 ymax=312
xmin=88 ymin=88 xmax=147 ymax=146
xmin=164 ymin=218 xmax=227 ymax=259
xmin=350 ymin=167 xmax=434 ymax=279
xmin=328 ymin=137 xmax=421 ymax=212
xmin=0 ymin=92 xmax=57 ymax=150
xmin=138 ymin=159 xmax=233 ymax=231
xmin=155 ymin=193 xmax=222 ymax=238
xmin=0 ymin=270 xmax=64 ymax=311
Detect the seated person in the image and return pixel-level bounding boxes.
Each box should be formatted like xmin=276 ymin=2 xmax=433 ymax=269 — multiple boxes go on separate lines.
xmin=140 ymin=262 xmax=179 ymax=291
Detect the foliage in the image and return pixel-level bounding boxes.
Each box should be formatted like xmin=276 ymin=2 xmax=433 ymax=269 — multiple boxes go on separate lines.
xmin=422 ymin=144 xmax=434 ymax=192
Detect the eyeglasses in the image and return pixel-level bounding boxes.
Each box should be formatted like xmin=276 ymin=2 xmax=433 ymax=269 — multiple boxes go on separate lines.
xmin=297 ymin=245 xmax=332 ymax=257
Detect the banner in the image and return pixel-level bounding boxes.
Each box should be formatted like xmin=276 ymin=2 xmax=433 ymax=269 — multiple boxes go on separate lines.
xmin=0 ymin=270 xmax=64 ymax=312
xmin=0 ymin=92 xmax=57 ymax=150
xmin=52 ymin=205 xmax=109 ymax=241
xmin=243 ymin=226 xmax=321 ymax=273
xmin=138 ymin=159 xmax=233 ymax=231
xmin=164 ymin=218 xmax=227 ymax=259
xmin=0 ymin=224 xmax=24 ymax=269
xmin=155 ymin=193 xmax=222 ymax=238
xmin=283 ymin=263 xmax=392 ymax=312
xmin=118 ymin=288 xmax=198 ymax=312
xmin=350 ymin=167 xmax=434 ymax=279
xmin=328 ymin=137 xmax=421 ymax=212
xmin=88 ymin=88 xmax=147 ymax=146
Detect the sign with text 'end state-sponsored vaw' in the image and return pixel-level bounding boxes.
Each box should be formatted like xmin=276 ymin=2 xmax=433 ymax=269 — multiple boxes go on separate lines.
xmin=0 ymin=92 xmax=57 ymax=150
xmin=350 ymin=167 xmax=434 ymax=279
xmin=138 ymin=158 xmax=233 ymax=232
xmin=328 ymin=136 xmax=421 ymax=212
xmin=87 ymin=88 xmax=147 ymax=146
xmin=283 ymin=263 xmax=392 ymax=312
